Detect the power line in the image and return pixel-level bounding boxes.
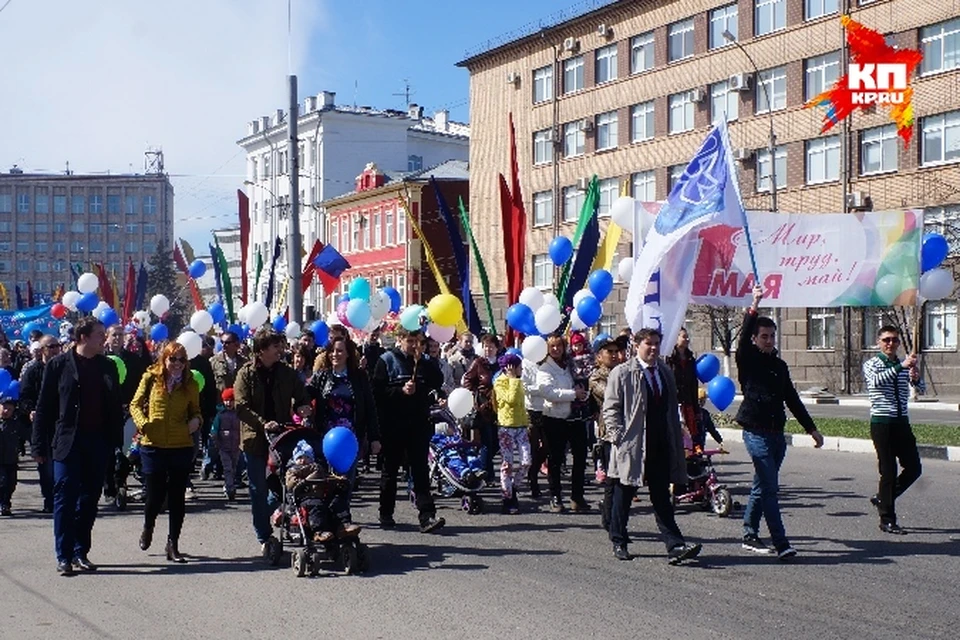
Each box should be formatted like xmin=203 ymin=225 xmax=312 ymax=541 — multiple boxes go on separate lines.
xmin=0 ymin=0 xmax=14 ymax=15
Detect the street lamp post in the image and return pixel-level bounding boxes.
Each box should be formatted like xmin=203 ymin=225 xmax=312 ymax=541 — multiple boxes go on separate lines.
xmin=724 ymin=30 xmax=778 ymax=213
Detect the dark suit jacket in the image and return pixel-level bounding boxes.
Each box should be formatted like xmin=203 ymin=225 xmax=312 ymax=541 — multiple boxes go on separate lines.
xmin=30 ymin=349 xmax=125 ymax=460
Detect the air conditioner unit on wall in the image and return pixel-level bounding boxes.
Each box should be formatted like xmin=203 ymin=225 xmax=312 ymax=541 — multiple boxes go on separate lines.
xmin=563 ymin=37 xmax=580 ymax=53
xmin=581 ymin=119 xmax=595 ymax=133
xmin=506 ymin=71 xmax=520 ymax=85
xmin=733 ymin=147 xmax=754 ymax=162
xmin=690 ymin=87 xmax=705 ymax=103
xmin=846 ymin=191 xmax=871 ymax=210
xmin=597 ymin=24 xmax=611 ymax=38
xmin=577 ymin=177 xmax=589 ymax=191
xmin=729 ymin=73 xmax=751 ymax=91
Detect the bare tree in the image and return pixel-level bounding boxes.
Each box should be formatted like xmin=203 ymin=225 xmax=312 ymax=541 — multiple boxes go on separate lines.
xmin=689 ymin=304 xmax=741 ymax=376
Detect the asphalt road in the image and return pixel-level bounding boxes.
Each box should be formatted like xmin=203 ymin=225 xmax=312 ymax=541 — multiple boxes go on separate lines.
xmin=1 ymin=444 xmax=958 ymax=640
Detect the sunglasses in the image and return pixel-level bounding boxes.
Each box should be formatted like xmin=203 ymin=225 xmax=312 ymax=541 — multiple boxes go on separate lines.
xmin=43 ymin=344 xmax=61 ymax=351
xmin=880 ymin=337 xmax=901 ymax=344
xmin=168 ymin=356 xmax=188 ymax=363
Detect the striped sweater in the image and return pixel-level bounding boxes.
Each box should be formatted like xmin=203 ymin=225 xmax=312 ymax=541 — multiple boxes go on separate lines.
xmin=862 ymin=354 xmax=926 ymax=421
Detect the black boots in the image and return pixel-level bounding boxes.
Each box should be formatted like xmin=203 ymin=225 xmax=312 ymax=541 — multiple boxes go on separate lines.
xmin=165 ymin=538 xmax=187 ymax=563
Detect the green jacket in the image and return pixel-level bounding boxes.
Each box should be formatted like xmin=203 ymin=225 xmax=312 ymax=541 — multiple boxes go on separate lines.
xmin=233 ymin=360 xmax=310 ymax=456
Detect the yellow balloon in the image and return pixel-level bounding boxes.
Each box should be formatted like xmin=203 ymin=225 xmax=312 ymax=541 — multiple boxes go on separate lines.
xmin=426 ymin=294 xmax=463 ymax=327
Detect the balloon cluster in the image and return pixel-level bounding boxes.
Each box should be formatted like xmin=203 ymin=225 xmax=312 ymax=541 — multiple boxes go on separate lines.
xmin=327 ymin=278 xmax=403 ymax=335
xmin=695 ymin=353 xmax=736 ymax=412
xmin=919 ymin=232 xmax=954 ymax=302
xmin=0 ymin=369 xmax=19 ymax=401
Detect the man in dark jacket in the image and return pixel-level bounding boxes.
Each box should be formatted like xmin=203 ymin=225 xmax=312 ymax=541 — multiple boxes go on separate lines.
xmin=19 ymin=335 xmax=62 ymax=512
xmin=373 ymin=327 xmax=445 ymax=533
xmin=31 ymin=317 xmax=124 ymax=576
xmin=192 ymin=336 xmax=219 ymax=485
xmin=736 ymin=286 xmax=823 ymax=560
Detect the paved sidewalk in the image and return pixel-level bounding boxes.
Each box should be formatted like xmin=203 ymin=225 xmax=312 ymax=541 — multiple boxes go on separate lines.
xmin=736 ymin=393 xmax=960 ymax=412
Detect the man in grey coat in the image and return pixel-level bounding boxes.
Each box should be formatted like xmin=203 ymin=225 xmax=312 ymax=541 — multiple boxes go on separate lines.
xmin=602 ymin=327 xmax=702 ymax=564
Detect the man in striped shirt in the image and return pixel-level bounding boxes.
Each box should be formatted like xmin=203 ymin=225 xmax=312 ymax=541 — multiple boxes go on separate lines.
xmin=863 ymin=325 xmax=925 ymax=535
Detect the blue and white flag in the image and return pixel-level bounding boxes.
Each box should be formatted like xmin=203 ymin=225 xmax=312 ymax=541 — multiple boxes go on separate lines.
xmin=625 ymin=120 xmax=748 ymax=349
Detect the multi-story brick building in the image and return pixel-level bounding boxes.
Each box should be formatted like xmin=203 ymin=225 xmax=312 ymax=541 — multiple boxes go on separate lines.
xmin=0 ymin=168 xmax=174 ymax=305
xmin=319 ymin=160 xmax=469 ymax=316
xmin=458 ymin=0 xmax=960 ymax=395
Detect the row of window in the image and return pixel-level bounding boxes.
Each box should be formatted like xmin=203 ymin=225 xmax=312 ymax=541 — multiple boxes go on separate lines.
xmin=805 ymin=303 xmax=958 ymax=351
xmin=0 ymin=238 xmax=157 ymax=253
xmin=531 ymin=5 xmax=957 ymax=105
xmin=0 ymin=222 xmax=157 ymax=235
xmin=0 ymin=248 xmax=153 ymax=274
xmin=0 ymin=192 xmax=158 ymax=216
xmin=329 ymin=208 xmax=408 ymax=254
xmin=0 ymin=280 xmax=54 ymax=293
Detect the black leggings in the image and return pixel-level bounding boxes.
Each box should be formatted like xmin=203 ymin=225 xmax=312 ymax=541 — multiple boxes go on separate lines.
xmin=542 ymin=416 xmax=587 ymax=502
xmin=141 ymin=446 xmax=193 ymax=543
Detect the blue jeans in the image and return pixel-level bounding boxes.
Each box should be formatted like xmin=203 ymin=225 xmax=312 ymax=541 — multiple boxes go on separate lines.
xmin=53 ymin=433 xmax=108 ymax=563
xmin=202 ymin=437 xmax=223 ymax=477
xmin=37 ymin=459 xmax=54 ymax=511
xmin=244 ymin=452 xmax=273 ymax=544
xmin=742 ymin=430 xmax=789 ymax=550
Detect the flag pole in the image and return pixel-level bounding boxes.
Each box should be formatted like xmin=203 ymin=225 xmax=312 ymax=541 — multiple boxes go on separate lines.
xmin=720 ymin=118 xmax=760 ymax=283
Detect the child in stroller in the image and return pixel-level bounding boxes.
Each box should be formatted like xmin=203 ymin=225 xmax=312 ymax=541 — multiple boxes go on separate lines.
xmin=285 ymin=439 xmax=360 ymax=543
xmin=427 ymin=405 xmax=487 ymax=514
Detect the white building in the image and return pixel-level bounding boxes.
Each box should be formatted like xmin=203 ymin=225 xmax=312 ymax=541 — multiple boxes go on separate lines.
xmin=237 ymin=91 xmax=469 ymax=320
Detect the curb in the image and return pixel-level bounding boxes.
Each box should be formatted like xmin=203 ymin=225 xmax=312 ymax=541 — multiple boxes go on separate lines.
xmin=731 ymin=395 xmax=960 ymax=412
xmin=716 ymin=428 xmax=960 ymax=463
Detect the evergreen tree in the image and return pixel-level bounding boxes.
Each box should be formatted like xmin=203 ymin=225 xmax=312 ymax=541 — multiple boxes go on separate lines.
xmin=146 ymin=241 xmax=187 ymax=335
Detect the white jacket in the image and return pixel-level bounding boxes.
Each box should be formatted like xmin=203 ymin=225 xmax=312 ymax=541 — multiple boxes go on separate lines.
xmin=536 ymin=357 xmax=576 ymax=419
xmin=521 ymin=359 xmax=544 ymax=412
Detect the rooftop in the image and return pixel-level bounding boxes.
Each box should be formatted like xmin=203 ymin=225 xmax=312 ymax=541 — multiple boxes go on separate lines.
xmin=0 ymin=167 xmax=170 ymax=181
xmin=321 ymin=159 xmax=469 ymax=208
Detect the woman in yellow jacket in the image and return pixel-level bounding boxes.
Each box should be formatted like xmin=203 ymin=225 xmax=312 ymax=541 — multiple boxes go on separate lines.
xmin=492 ymin=353 xmax=530 ymax=514
xmin=130 ymin=341 xmax=201 ymax=563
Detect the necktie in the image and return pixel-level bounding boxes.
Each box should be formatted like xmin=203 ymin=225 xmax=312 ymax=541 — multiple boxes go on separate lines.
xmin=647 ymin=366 xmax=661 ymax=400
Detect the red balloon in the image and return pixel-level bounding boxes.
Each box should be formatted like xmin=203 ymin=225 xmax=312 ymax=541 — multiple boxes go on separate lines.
xmin=51 ymin=303 xmax=67 ymax=319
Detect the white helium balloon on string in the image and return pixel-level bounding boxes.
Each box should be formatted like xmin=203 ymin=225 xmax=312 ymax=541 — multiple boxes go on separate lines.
xmin=572 ymin=289 xmax=593 ymax=308
xmin=519 ymin=287 xmax=545 ymax=311
xmin=150 ymin=294 xmax=171 ymax=317
xmin=618 ymin=257 xmax=635 ymax=283
xmin=369 ymin=290 xmax=391 ymax=321
xmin=610 ymin=196 xmax=636 ymax=233
xmin=94 ymin=301 xmax=110 ymax=315
xmin=534 ymin=305 xmax=561 ymax=335
xmin=245 ymin=301 xmax=270 ymax=328
xmin=570 ymin=309 xmax=587 ymax=331
xmin=190 ymin=310 xmax=214 ymax=334
xmin=285 ymin=321 xmax=302 ymax=340
xmin=62 ymin=291 xmax=81 ymax=312
xmin=427 ymin=322 xmax=456 ymax=342
xmin=177 ymin=331 xmax=203 ymax=360
xmin=521 ymin=335 xmax=548 ymax=363
xmin=447 ymin=388 xmax=475 ymax=419
xmin=919 ymin=268 xmax=955 ymax=301
xmin=77 ymin=272 xmax=99 ymax=294
xmin=542 ymin=292 xmax=560 ymax=308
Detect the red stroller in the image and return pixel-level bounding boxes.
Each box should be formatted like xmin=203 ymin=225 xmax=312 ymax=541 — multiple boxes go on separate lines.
xmin=672 ymin=447 xmax=732 ymax=517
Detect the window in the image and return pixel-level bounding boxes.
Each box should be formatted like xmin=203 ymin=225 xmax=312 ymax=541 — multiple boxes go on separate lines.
xmin=70 ymin=241 xmax=83 ymax=252
xmin=925 ymin=301 xmax=957 ymax=349
xmin=339 ymin=221 xmax=348 ymax=251
xmin=595 ymin=44 xmax=618 ymax=84
xmin=90 ymin=223 xmax=103 ymax=234
xmin=89 ymin=193 xmax=103 ymax=214
xmin=16 ymin=222 xmax=30 ymax=233
xmin=0 ymin=193 xmax=10 ymax=213
xmin=598 ymin=314 xmax=618 ymax=335
xmin=0 ymin=222 xmax=8 ymax=232
xmin=17 ymin=192 xmax=29 ymax=214
xmin=125 ymin=242 xmax=138 ymax=253
xmin=54 ymin=241 xmax=65 ymax=253
xmin=17 ymin=260 xmax=30 ymax=271
xmin=107 ymin=241 xmax=119 ymax=253
xmin=563 ymin=121 xmax=585 ymax=157
xmin=16 ymin=242 xmax=28 ymax=252
xmin=53 ymin=195 xmax=66 ymax=214
xmin=534 ymin=129 xmax=554 ymax=165
xmin=598 ymin=178 xmax=619 ymax=217
xmin=668 ymin=19 xmax=695 ymax=62
xmin=756 ymin=145 xmax=788 ymax=192
xmin=805 ymin=0 xmax=838 ymax=20
xmin=563 ymin=55 xmax=584 ymax=94
xmin=921 ymin=18 xmax=960 ymax=75
xmin=34 ymin=223 xmax=48 ymax=233
xmin=710 ymin=4 xmax=738 ymax=49
xmin=756 ymin=66 xmax=787 ymax=113
xmin=806 ymin=136 xmax=841 ymax=184
xmin=862 ymin=307 xmax=895 ymax=348
xmin=385 ymin=211 xmax=394 ymax=245
xmin=710 ymin=80 xmax=739 ymax=123
xmin=360 ymin=214 xmax=370 ymax=250
xmin=35 ymin=188 xmax=49 ymax=214
xmin=350 ymin=216 xmax=360 ymax=253
xmin=0 ymin=242 xmax=7 ymax=252
xmin=533 ymin=254 xmax=553 ymax=289
xmin=397 ymin=208 xmax=406 ymax=242
xmin=330 ymin=221 xmax=339 ymax=249
xmin=89 ymin=240 xmax=102 ymax=252
xmin=669 ymin=91 xmax=695 ymax=134
xmin=630 ymin=32 xmax=654 ymax=73
xmin=0 ymin=262 xmax=7 ymax=272
xmin=53 ymin=260 xmax=65 ymax=272
xmin=373 ymin=213 xmax=381 ymax=248
xmin=71 ymin=194 xmax=85 ymax=214
xmin=125 ymin=195 xmax=137 ymax=214
xmin=143 ymin=194 xmax=157 ymax=215
xmin=861 ymin=124 xmax=899 ymax=175
xmin=921 ymin=110 xmax=960 ymax=166
xmin=631 ymin=101 xmax=655 ymax=142
xmin=924 ymin=205 xmax=960 ymax=255
xmin=533 ymin=64 xmax=553 ymax=103
xmin=669 ymin=165 xmax=686 ymax=191
xmin=124 ymin=223 xmax=138 ymax=234
xmin=70 ymin=221 xmax=85 ymax=233
xmin=143 ymin=242 xmax=157 ymax=254
xmin=31 ymin=241 xmax=45 ymax=254
xmin=563 ymin=186 xmax=585 ymax=222
xmin=631 ymin=170 xmax=656 ymax=202
xmin=53 ymin=222 xmax=66 ymax=234
xmin=407 ymin=155 xmax=423 ymax=172
xmin=805 ymin=52 xmax=841 ymax=101
xmin=143 ymin=223 xmax=156 ymax=235
xmin=107 ymin=194 xmax=121 ymax=214
xmin=596 ymin=110 xmax=619 ymax=150
xmin=807 ymin=307 xmax=837 ymax=349
xmin=533 ymin=191 xmax=554 ymax=227
xmin=755 ymin=0 xmax=786 ymax=36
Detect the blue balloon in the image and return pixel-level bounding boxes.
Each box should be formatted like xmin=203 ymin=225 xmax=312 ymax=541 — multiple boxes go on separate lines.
xmin=98 ymin=308 xmax=119 ymax=327
xmin=188 ymin=259 xmax=206 ymax=279
xmin=21 ymin=321 xmax=37 ymax=336
xmin=921 ymin=233 xmax=949 ymax=273
xmin=576 ymin=295 xmax=602 ymax=327
xmin=76 ymin=292 xmax=99 ymax=313
xmin=338 ymin=293 xmax=351 ymax=305
xmin=506 ymin=303 xmax=536 ymax=334
xmin=696 ymin=353 xmax=721 ymax=383
xmin=587 ymin=269 xmax=614 ymax=302
xmin=706 ymin=375 xmax=736 ymax=411
xmin=0 ymin=370 xmax=11 ymax=393
xmin=208 ymin=302 xmax=226 ymax=324
xmin=150 ymin=323 xmax=169 ymax=342
xmin=322 ymin=426 xmax=360 ymax=474
xmin=5 ymin=380 xmax=20 ymax=401
xmin=382 ymin=287 xmax=402 ymax=313
xmin=272 ymin=315 xmax=287 ymax=332
xmin=240 ymin=323 xmax=251 ymax=339
xmin=226 ymin=323 xmax=244 ymax=339
xmin=346 ymin=299 xmax=371 ymax=328
xmin=310 ymin=320 xmax=330 ymax=347
xmin=348 ymin=277 xmax=371 ymax=302
xmin=549 ymin=236 xmax=574 ymax=266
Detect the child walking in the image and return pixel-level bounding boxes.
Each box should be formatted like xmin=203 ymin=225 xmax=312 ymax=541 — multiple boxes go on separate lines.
xmin=212 ymin=389 xmax=242 ymax=500
xmin=0 ymin=396 xmax=26 ymax=516
xmin=493 ymin=353 xmax=531 ymax=514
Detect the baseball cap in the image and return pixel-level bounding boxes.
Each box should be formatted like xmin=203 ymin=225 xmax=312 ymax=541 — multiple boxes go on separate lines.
xmin=594 ymin=335 xmax=621 ymax=352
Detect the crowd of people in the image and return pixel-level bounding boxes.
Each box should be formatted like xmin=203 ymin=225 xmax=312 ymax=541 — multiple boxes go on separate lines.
xmin=0 ymin=284 xmax=929 ymax=574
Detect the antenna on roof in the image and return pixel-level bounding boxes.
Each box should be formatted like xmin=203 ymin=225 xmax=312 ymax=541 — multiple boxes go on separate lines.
xmin=393 ymin=79 xmax=415 ymax=107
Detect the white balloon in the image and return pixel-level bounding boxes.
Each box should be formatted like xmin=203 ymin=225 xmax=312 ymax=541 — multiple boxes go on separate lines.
xmin=190 ymin=310 xmax=214 ymax=334
xmin=132 ymin=310 xmax=152 ymax=329
xmin=521 ymin=335 xmax=548 ymax=363
xmin=572 ymin=289 xmax=593 ymax=308
xmin=150 ymin=294 xmax=170 ymax=317
xmin=245 ymin=301 xmax=269 ymax=328
xmin=534 ymin=305 xmax=561 ymax=334
xmin=447 ymin=387 xmax=475 ymax=419
xmin=618 ymin=257 xmax=635 ymax=282
xmin=369 ymin=290 xmax=391 ymax=321
xmin=920 ymin=268 xmax=955 ymax=301
xmin=62 ymin=290 xmax=81 ymax=312
xmin=77 ymin=272 xmax=99 ymax=294
xmin=610 ymin=196 xmax=636 ymax=232
xmin=518 ymin=287 xmax=545 ymax=311
xmin=542 ymin=292 xmax=560 ymax=308
xmin=177 ymin=331 xmax=202 ymax=360
xmin=636 ymin=201 xmax=657 ymax=244
xmin=326 ymin=312 xmax=342 ymax=327
xmin=570 ymin=309 xmax=587 ymax=331
xmin=285 ymin=321 xmax=302 ymax=340
xmin=237 ymin=304 xmax=249 ymax=324
xmin=427 ymin=322 xmax=456 ymax=342
xmin=362 ymin=316 xmax=380 ymax=334
xmin=94 ymin=301 xmax=111 ymax=315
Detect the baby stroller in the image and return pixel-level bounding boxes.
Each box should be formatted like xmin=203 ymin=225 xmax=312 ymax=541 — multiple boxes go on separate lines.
xmin=266 ymin=427 xmax=370 ymax=577
xmin=672 ymin=447 xmax=732 ymax=517
xmin=111 ymin=424 xmax=146 ymax=510
xmin=426 ymin=405 xmax=486 ymax=515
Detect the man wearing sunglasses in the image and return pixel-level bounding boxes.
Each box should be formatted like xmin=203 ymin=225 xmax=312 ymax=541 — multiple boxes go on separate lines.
xmin=863 ymin=325 xmax=925 ymax=535
xmin=211 ymin=331 xmax=247 ymax=396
